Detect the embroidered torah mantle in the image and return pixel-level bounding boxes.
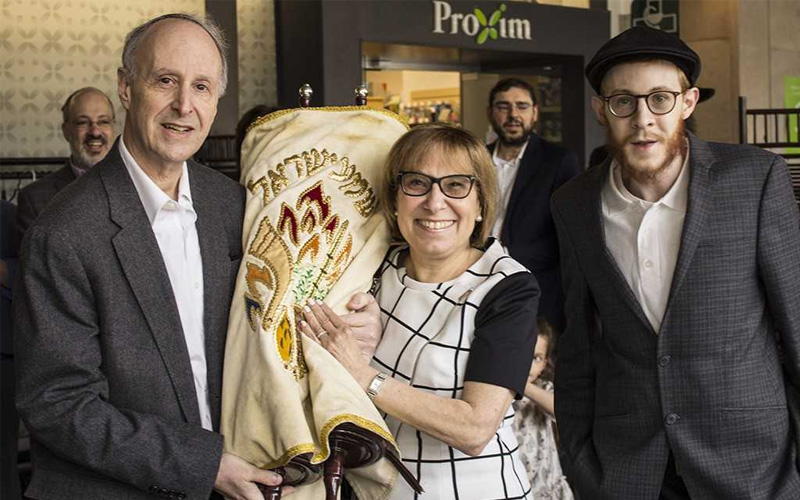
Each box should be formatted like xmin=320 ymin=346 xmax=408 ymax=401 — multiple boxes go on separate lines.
xmin=222 ymin=107 xmax=409 ymax=500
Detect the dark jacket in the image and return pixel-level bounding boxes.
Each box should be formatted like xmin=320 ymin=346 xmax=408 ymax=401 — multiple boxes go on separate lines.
xmin=489 ymin=134 xmax=581 ymax=333
xmin=15 ymin=163 xmax=76 ymax=246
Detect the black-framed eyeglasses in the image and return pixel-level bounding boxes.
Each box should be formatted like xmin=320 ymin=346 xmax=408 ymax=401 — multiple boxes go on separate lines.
xmin=397 ymin=171 xmax=477 ymax=199
xmin=599 ymin=90 xmax=684 ymax=118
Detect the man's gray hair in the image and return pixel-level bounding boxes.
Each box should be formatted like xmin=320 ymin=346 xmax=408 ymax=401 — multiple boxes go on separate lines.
xmin=121 ymin=13 xmax=229 ymax=96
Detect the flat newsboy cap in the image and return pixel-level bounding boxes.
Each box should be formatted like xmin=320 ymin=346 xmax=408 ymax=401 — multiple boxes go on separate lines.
xmin=586 ymin=26 xmax=701 ymax=93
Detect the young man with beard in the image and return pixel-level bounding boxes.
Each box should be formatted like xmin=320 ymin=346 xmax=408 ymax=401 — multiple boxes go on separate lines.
xmin=15 ymin=87 xmax=116 ymax=240
xmin=551 ymin=26 xmax=800 ymax=499
xmin=486 ymin=78 xmax=581 ymax=332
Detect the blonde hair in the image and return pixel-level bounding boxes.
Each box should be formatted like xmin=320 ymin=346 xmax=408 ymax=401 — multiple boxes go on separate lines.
xmin=380 ymin=124 xmax=498 ymax=248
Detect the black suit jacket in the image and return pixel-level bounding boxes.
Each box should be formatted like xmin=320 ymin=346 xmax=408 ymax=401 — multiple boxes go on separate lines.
xmin=15 ymin=163 xmax=76 ymax=247
xmin=551 ymin=135 xmax=800 ymax=499
xmin=489 ymin=134 xmax=581 ymax=332
xmin=14 ymin=142 xmax=245 ymax=500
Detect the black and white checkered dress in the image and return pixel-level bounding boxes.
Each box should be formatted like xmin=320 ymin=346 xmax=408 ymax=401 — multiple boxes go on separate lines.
xmin=372 ymin=240 xmax=539 ymax=500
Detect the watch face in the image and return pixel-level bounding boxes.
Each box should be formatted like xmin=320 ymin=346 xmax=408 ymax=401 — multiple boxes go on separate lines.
xmin=368 ymin=372 xmax=387 ymax=400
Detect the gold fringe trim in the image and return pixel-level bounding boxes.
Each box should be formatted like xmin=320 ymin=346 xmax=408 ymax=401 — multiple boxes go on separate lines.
xmin=247 ymin=106 xmax=410 ymax=134
xmin=261 ymin=413 xmax=398 ymax=469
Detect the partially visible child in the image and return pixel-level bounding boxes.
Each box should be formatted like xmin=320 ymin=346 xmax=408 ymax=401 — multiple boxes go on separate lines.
xmin=512 ymin=318 xmax=573 ymax=499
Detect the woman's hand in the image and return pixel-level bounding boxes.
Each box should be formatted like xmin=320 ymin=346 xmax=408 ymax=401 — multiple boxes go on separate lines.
xmin=342 ymin=293 xmax=383 ymax=362
xmin=299 ymin=299 xmax=377 ymax=389
xmin=527 ymin=354 xmax=546 ymax=385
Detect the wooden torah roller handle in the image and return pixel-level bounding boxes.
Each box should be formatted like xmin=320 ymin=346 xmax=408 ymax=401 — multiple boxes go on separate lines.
xmin=257 ymin=453 xmax=321 ymax=500
xmin=258 ymin=423 xmax=423 ymax=500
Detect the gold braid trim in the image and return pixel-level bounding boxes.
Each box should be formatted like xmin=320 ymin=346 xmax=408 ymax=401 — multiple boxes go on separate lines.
xmin=261 ymin=414 xmax=399 ymax=469
xmin=247 ymin=106 xmax=410 ymax=134
xmin=312 ymin=414 xmax=398 ymax=462
xmin=263 ymin=443 xmax=318 ymax=469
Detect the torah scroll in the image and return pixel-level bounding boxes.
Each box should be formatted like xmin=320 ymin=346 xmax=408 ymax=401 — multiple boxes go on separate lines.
xmin=222 ymin=107 xmax=409 ymax=499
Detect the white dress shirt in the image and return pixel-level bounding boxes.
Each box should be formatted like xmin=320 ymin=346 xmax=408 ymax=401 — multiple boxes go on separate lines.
xmin=491 ymin=140 xmax=529 ymax=240
xmin=601 ymin=152 xmax=690 ymax=333
xmin=119 ymin=139 xmax=212 ymax=430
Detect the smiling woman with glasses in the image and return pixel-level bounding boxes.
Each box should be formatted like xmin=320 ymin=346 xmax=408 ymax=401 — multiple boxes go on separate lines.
xmin=301 ymin=123 xmax=540 ymax=499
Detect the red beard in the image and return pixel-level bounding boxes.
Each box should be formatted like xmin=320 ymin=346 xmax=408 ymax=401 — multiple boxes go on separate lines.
xmin=607 ymin=119 xmax=687 ymax=184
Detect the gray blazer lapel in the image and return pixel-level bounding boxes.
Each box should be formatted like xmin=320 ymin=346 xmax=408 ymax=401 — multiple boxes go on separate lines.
xmin=663 ymin=135 xmax=715 ymax=321
xmin=189 ymin=163 xmax=231 ymax=430
xmin=99 ymin=144 xmax=202 ymax=426
xmin=583 ymin=160 xmax=655 ymax=334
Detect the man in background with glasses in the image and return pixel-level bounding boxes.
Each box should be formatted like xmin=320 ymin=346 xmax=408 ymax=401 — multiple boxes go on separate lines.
xmin=7 ymin=87 xmax=115 ymax=499
xmin=15 ymin=87 xmax=116 ymax=240
xmin=486 ymin=78 xmax=580 ymax=333
xmin=552 ymin=26 xmax=800 ymax=499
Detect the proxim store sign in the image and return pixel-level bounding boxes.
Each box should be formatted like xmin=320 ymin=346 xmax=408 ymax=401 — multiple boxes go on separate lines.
xmin=432 ymin=1 xmax=532 ymax=44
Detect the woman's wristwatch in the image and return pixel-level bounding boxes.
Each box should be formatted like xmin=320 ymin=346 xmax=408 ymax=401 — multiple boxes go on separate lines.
xmin=366 ymin=372 xmax=389 ymax=401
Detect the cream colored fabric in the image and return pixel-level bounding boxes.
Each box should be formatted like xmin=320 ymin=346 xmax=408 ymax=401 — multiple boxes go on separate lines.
xmin=222 ymin=107 xmax=408 ymax=500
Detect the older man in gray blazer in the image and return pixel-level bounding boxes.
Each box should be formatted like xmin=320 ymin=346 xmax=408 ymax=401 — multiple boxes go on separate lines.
xmin=14 ymin=14 xmax=286 ymax=500
xmin=552 ymin=26 xmax=800 ymax=499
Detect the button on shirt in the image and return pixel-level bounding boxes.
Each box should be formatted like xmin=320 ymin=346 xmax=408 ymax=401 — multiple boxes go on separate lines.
xmin=491 ymin=140 xmax=528 ymax=240
xmin=119 ymin=139 xmax=211 ymax=430
xmin=601 ymin=152 xmax=690 ymax=333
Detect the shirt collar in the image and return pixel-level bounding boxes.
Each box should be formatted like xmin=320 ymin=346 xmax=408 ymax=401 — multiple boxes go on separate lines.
xmin=492 ymin=139 xmax=529 ymax=167
xmin=119 ymin=136 xmax=193 ymax=226
xmin=69 ymin=159 xmax=88 ymax=178
xmin=605 ymin=144 xmax=690 ymax=215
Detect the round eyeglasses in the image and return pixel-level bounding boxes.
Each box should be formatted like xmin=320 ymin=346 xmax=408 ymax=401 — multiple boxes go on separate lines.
xmin=397 ymin=172 xmax=477 ymax=199
xmin=600 ymin=90 xmax=684 ymax=118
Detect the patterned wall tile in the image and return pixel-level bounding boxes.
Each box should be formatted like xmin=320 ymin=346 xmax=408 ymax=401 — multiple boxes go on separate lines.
xmin=0 ymin=0 xmax=204 ymax=158
xmin=237 ymin=0 xmax=277 ymax=117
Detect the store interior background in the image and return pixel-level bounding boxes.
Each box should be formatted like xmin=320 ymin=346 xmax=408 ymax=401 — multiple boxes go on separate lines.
xmin=0 ymin=0 xmax=798 ymax=181
xmin=364 ymin=68 xmax=564 ymax=144
xmin=363 ymin=54 xmax=566 ymax=145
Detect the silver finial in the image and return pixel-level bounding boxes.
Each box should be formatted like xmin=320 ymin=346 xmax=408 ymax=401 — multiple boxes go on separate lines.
xmin=355 ymin=85 xmax=368 ymax=105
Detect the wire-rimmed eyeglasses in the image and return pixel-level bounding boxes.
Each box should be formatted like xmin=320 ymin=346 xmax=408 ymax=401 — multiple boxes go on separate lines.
xmin=492 ymin=101 xmax=534 ymax=114
xmin=599 ymin=90 xmax=684 ymax=118
xmin=71 ymin=118 xmax=115 ymax=131
xmin=397 ymin=172 xmax=477 ymax=199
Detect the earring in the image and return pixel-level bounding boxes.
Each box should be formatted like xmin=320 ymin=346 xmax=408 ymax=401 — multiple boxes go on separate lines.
xmin=476 ymin=215 xmax=483 ymax=222
xmin=394 ymin=211 xmax=398 ymax=216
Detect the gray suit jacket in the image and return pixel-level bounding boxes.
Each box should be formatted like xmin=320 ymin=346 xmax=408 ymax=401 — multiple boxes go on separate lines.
xmin=551 ymin=134 xmax=800 ymax=499
xmin=15 ymin=163 xmax=76 ymax=244
xmin=14 ymin=142 xmax=245 ymax=500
